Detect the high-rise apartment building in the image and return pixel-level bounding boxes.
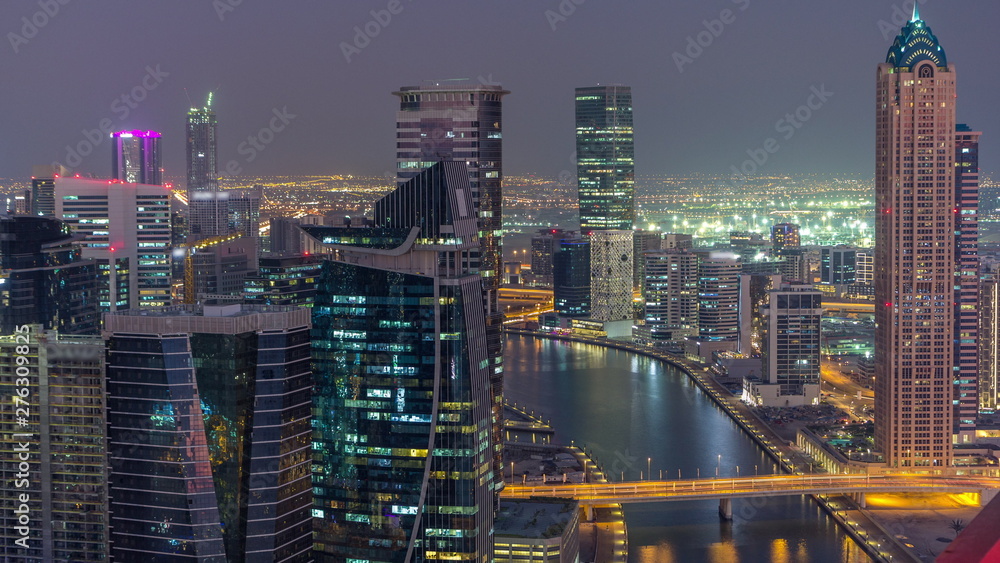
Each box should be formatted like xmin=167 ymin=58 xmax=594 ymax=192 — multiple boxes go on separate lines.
xmin=633 ymin=229 xmax=663 ymax=291
xmin=0 ymin=216 xmax=99 ymax=335
xmin=589 ymin=230 xmax=634 ymax=322
xmin=394 ymin=82 xmax=508 ymax=498
xmin=755 ymin=284 xmax=823 ymax=407
xmin=954 ymin=124 xmax=981 ymax=441
xmin=640 ymin=249 xmax=698 ymax=345
xmin=55 ymin=177 xmax=172 ymax=309
xmin=686 ymin=252 xmax=741 ymax=361
xmin=112 ymin=130 xmax=161 ymax=185
xmin=576 ymin=85 xmax=635 ymax=231
xmin=104 ymin=304 xmax=313 ymax=562
xmin=771 ymin=223 xmax=801 ymax=257
xmin=0 ymin=329 xmax=107 ymax=562
xmin=186 ymin=93 xmax=218 ymax=193
xmin=308 ymin=162 xmax=495 ymax=561
xmin=553 ymin=237 xmax=591 ymax=318
xmin=875 ymin=7 xmax=957 ymax=468
xmin=244 ymin=253 xmax=322 ymax=306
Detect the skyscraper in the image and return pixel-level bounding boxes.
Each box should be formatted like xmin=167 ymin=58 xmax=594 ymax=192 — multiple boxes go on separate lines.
xmin=0 ymin=215 xmax=99 ymax=335
xmin=308 ymin=162 xmax=495 ymax=562
xmin=55 ymin=177 xmax=172 ymax=309
xmin=186 ymin=93 xmax=218 ymax=193
xmin=394 ymin=82 xmax=508 ymax=499
xmin=875 ymin=7 xmax=957 ymax=468
xmin=0 ymin=329 xmax=107 ymax=562
xmin=576 ymin=85 xmax=634 ymax=231
xmin=757 ymin=284 xmax=823 ymax=407
xmin=954 ymin=124 xmax=981 ymax=441
xmin=112 ymin=130 xmax=162 ymax=185
xmin=820 ymin=246 xmax=858 ymax=285
xmin=980 ymin=272 xmax=999 ymax=415
xmin=588 ymin=229 xmax=634 ymax=321
xmin=687 ymin=252 xmax=741 ymax=361
xmin=104 ymin=304 xmax=313 ymax=562
xmin=530 ymin=228 xmax=568 ymax=288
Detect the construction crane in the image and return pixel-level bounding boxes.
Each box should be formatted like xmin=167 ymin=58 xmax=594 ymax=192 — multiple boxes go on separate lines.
xmin=183 ymin=233 xmax=241 ymax=304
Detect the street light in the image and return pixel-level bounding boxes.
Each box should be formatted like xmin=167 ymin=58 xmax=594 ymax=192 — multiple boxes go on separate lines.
xmin=717 ymin=454 xmax=722 ymax=477
xmin=647 ymin=458 xmax=651 ymax=481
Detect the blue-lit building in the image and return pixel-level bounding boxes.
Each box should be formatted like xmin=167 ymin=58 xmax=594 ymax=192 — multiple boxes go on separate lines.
xmin=307 ymin=162 xmax=494 ymax=562
xmin=104 ymin=304 xmax=313 ymax=562
xmin=553 ymin=237 xmax=591 ymax=318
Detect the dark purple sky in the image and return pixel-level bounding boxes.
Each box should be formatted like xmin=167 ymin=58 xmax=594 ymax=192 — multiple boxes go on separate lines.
xmin=1 ymin=1 xmax=996 ymax=181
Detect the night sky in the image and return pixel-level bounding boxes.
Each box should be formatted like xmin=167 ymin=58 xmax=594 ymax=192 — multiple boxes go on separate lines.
xmin=1 ymin=0 xmax=997 ymax=182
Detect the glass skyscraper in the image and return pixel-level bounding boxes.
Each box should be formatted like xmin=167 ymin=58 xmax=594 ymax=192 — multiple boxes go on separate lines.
xmin=186 ymin=93 xmax=218 ymax=193
xmin=104 ymin=305 xmax=313 ymax=562
xmin=112 ymin=129 xmax=162 ymax=185
xmin=575 ymin=85 xmax=635 ymax=231
xmin=308 ymin=162 xmax=494 ymax=562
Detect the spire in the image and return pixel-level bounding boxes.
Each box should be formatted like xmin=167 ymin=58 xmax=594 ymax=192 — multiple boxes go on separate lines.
xmin=911 ymin=3 xmax=920 ymax=22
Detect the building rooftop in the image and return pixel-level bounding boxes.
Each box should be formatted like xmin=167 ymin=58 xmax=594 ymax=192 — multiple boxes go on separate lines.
xmin=494 ymin=499 xmax=578 ymax=540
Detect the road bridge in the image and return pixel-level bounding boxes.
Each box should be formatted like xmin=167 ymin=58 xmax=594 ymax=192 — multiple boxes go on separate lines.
xmin=502 ymin=473 xmax=1000 ymax=519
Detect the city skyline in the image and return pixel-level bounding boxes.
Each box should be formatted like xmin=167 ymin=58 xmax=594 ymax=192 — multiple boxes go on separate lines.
xmin=1 ymin=2 xmax=998 ymax=182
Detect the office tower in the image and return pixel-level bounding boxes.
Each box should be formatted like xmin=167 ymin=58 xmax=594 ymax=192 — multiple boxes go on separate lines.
xmin=0 ymin=216 xmax=99 ymax=335
xmin=308 ymin=162 xmax=495 ymax=561
xmin=0 ymin=330 xmax=107 ymax=562
xmin=575 ymin=85 xmax=635 ymax=231
xmin=394 ymin=82 xmax=509 ymax=499
xmin=820 ymin=246 xmax=858 ymax=284
xmin=589 ymin=229 xmax=634 ymax=321
xmin=875 ymin=7 xmax=956 ymax=468
xmin=188 ymin=186 xmax=261 ymax=242
xmin=112 ymin=130 xmax=162 ymax=185
xmin=29 ymin=164 xmax=69 ymax=216
xmin=186 ymin=236 xmax=257 ymax=300
xmin=770 ymin=223 xmax=800 ymax=257
xmin=633 ymin=229 xmax=662 ymax=291
xmin=55 ymin=177 xmax=172 ymax=309
xmin=244 ymin=253 xmax=322 ymax=306
xmin=553 ymin=237 xmax=591 ymax=317
xmin=738 ymin=274 xmax=782 ymax=356
xmin=753 ymin=284 xmax=823 ymax=406
xmin=980 ymin=273 xmax=999 ymax=414
xmin=7 ymin=191 xmax=29 ymax=214
xmin=104 ymin=304 xmax=313 ymax=562
xmin=954 ymin=125 xmax=981 ymax=441
xmin=530 ymin=228 xmax=568 ymax=287
xmin=640 ymin=249 xmax=698 ymax=345
xmin=186 ymin=93 xmax=218 ymax=193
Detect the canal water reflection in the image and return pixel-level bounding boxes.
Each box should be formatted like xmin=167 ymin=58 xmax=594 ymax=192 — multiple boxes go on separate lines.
xmin=504 ymin=335 xmax=869 ymax=563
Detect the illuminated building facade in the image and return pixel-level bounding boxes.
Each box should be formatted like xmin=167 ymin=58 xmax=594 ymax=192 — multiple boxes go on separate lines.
xmin=54 ymin=177 xmax=172 ymax=309
xmin=980 ymin=273 xmax=1000 ymax=414
xmin=112 ymin=130 xmax=161 ymax=185
xmin=186 ymin=94 xmax=218 ymax=193
xmin=104 ymin=304 xmax=313 ymax=562
xmin=308 ymin=162 xmax=494 ymax=562
xmin=0 ymin=216 xmax=99 ymax=335
xmin=0 ymin=330 xmax=107 ymax=562
xmin=875 ymin=7 xmax=957 ymax=467
xmin=770 ymin=223 xmax=801 ymax=257
xmin=575 ymin=85 xmax=635 ymax=231
xmin=588 ymin=229 xmax=633 ymax=322
xmin=530 ymin=229 xmax=569 ymax=287
xmin=641 ymin=249 xmax=698 ymax=345
xmin=394 ymin=83 xmax=509 ymax=499
xmin=553 ymin=237 xmax=591 ymax=318
xmin=244 ymin=253 xmax=322 ymax=306
xmin=954 ymin=124 xmax=981 ymax=441
xmin=758 ymin=284 xmax=823 ymax=406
